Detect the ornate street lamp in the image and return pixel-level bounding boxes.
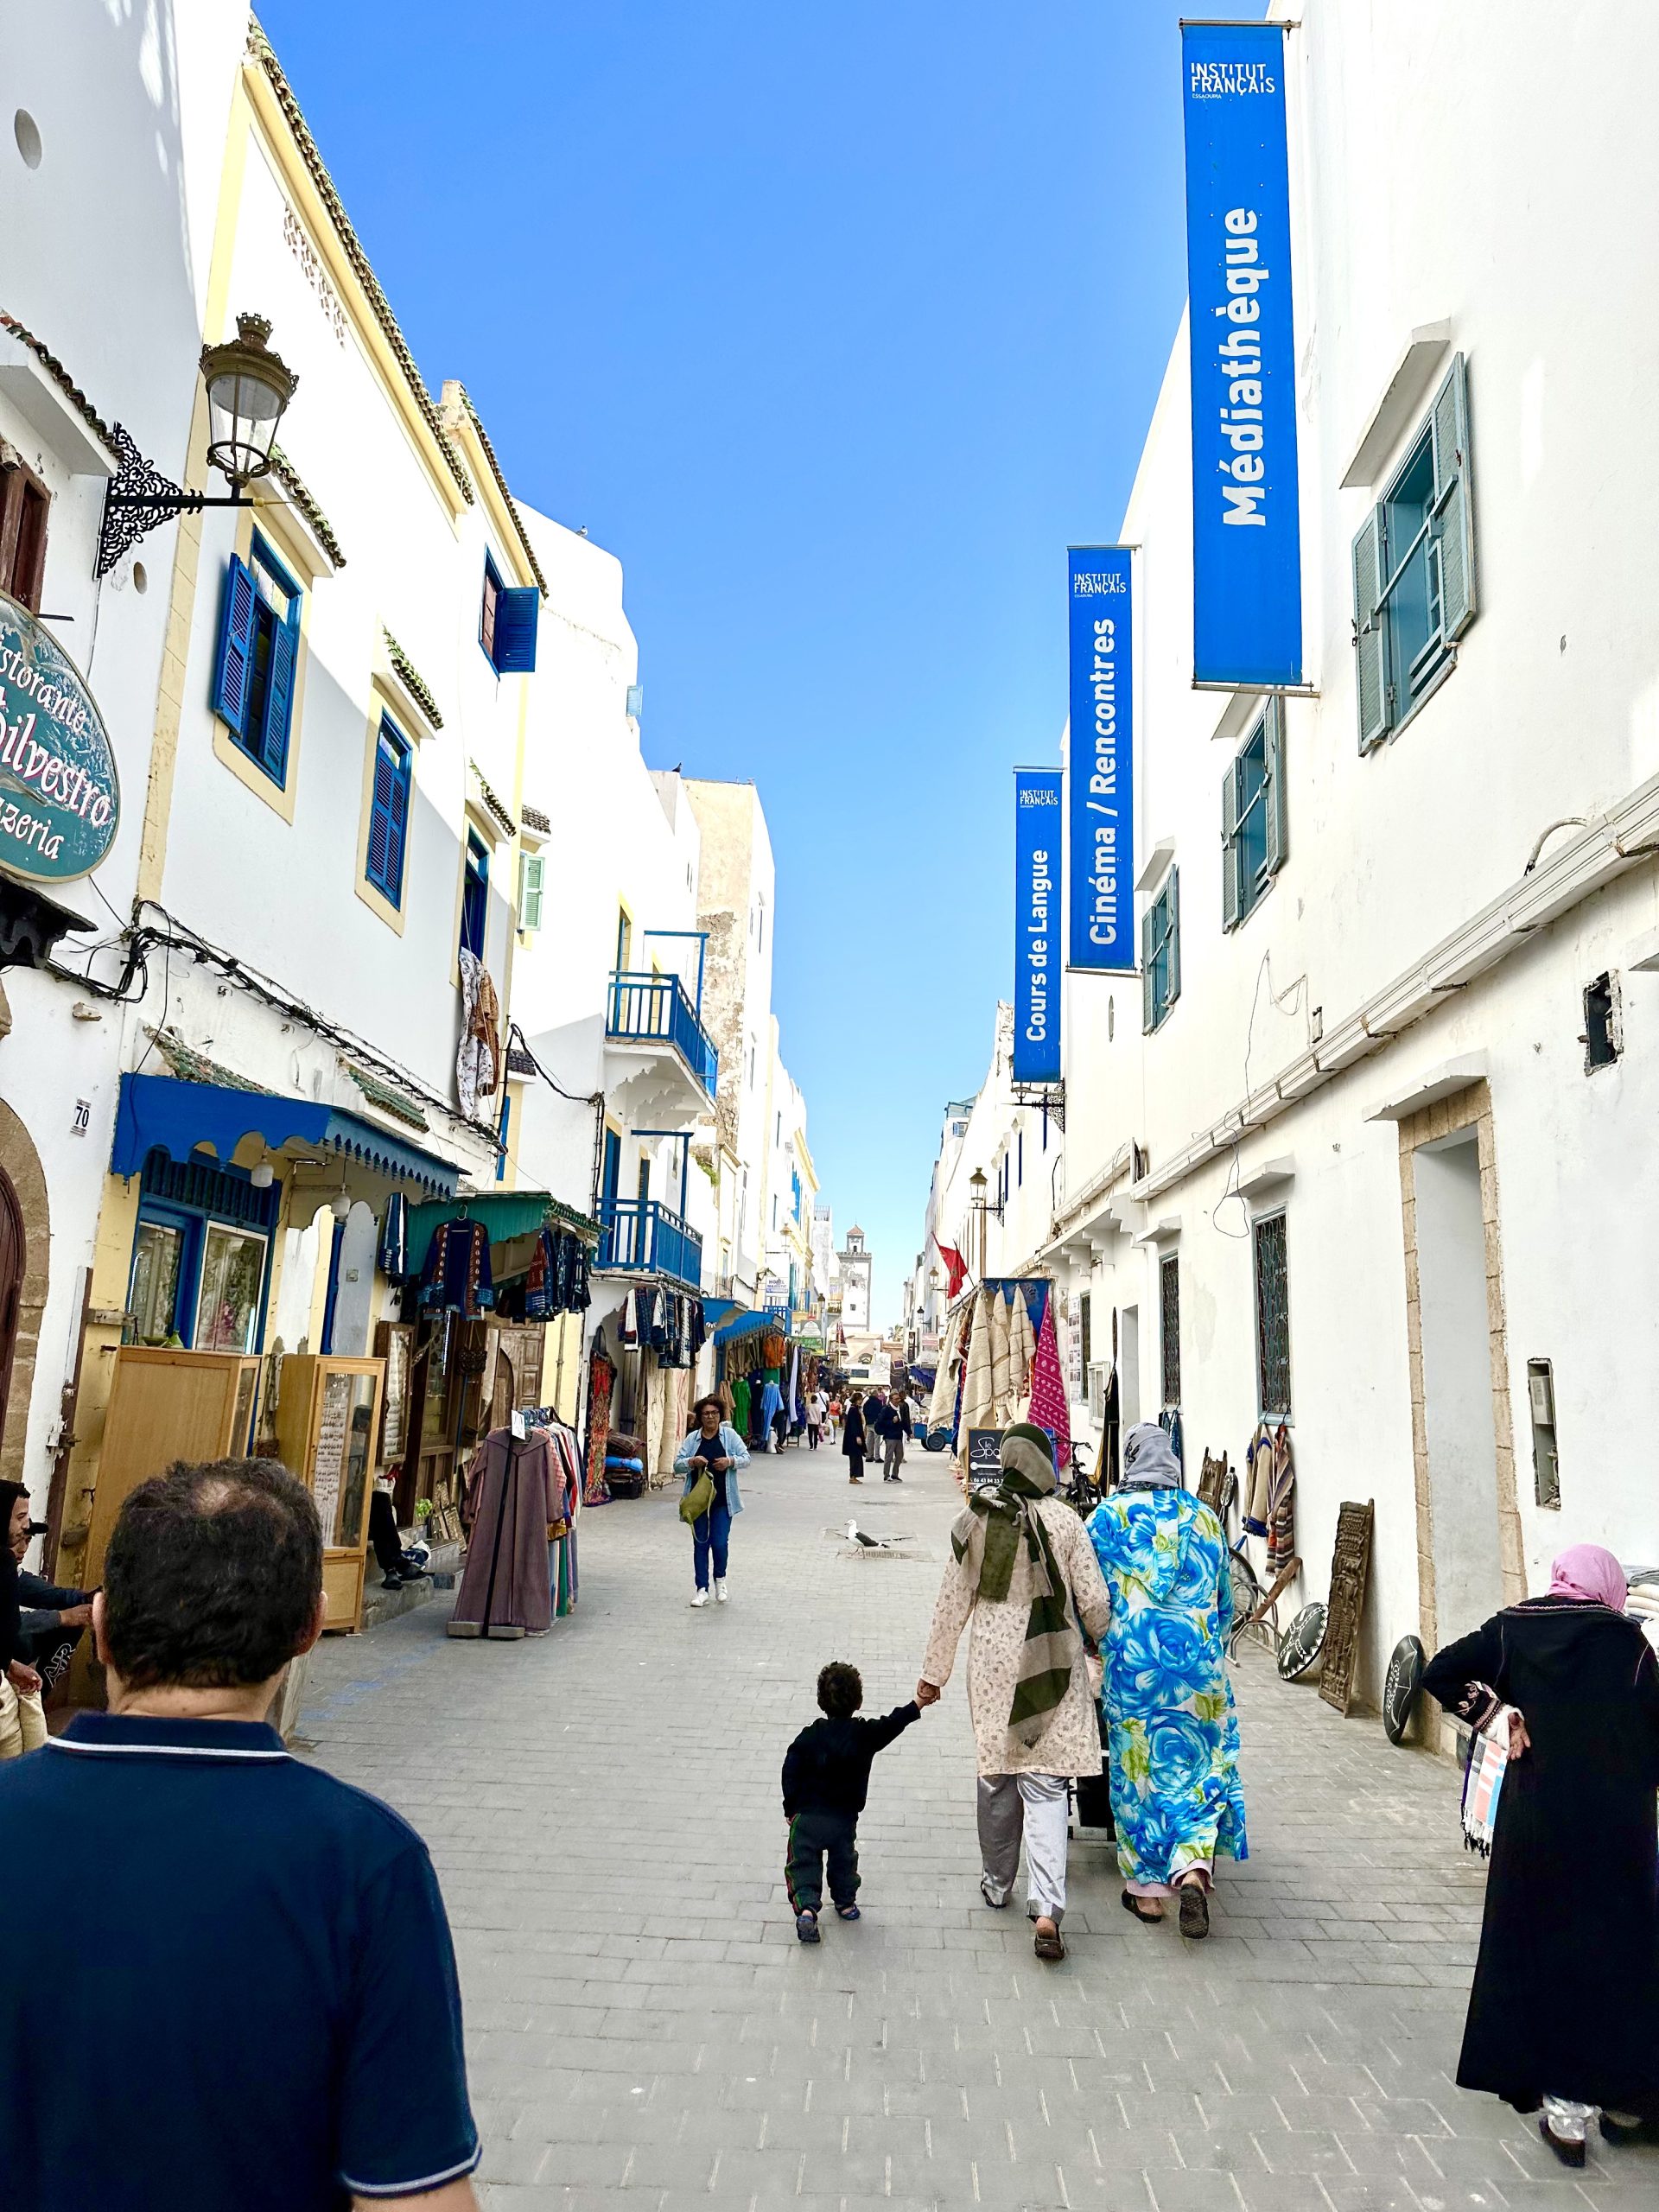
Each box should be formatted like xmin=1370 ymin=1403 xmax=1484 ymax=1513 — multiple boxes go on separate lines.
xmin=97 ymin=312 xmax=297 ymax=578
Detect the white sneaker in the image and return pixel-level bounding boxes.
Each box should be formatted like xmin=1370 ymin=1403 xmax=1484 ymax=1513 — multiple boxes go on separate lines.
xmin=715 ymin=1577 xmax=728 ymax=1604
xmin=690 ymin=1588 xmax=709 ymax=1608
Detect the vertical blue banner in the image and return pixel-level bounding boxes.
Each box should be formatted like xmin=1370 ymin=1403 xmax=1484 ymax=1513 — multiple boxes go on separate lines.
xmin=1013 ymin=768 xmax=1063 ymax=1082
xmin=1067 ymin=545 xmax=1134 ymax=973
xmin=1181 ymin=22 xmax=1302 ymax=687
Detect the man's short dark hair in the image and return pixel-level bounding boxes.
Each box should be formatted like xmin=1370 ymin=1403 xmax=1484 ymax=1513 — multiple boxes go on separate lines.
xmin=817 ymin=1661 xmax=862 ymax=1719
xmin=103 ymin=1458 xmax=323 ymax=1690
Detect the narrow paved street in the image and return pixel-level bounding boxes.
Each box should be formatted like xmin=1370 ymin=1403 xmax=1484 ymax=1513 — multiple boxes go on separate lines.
xmin=300 ymin=1453 xmax=1653 ymax=2212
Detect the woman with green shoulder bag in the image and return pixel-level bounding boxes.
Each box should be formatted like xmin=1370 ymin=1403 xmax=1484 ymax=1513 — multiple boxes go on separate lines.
xmin=674 ymin=1395 xmax=750 ymax=1608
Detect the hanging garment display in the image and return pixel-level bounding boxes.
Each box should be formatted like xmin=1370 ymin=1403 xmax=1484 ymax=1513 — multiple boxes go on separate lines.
xmin=1009 ymin=1287 xmax=1035 ymax=1411
xmin=448 ymin=1427 xmax=559 ymax=1637
xmin=455 ymin=949 xmax=501 ymax=1119
xmin=619 ymin=1292 xmax=640 ymax=1348
xmin=959 ymin=1290 xmax=995 ymax=1437
xmin=1101 ymin=1364 xmax=1122 ymax=1489
xmin=926 ymin=1303 xmax=967 ymax=1441
xmin=1027 ymin=1292 xmax=1071 ymax=1467
xmin=420 ymin=1219 xmax=493 ymax=1317
xmin=378 ymin=1192 xmax=407 ymax=1278
xmin=732 ymin=1376 xmax=751 ymax=1434
xmin=583 ymin=1341 xmax=616 ymax=1506
xmin=521 ymin=1227 xmax=594 ymax=1320
xmin=1158 ymin=1406 xmax=1185 ymax=1473
xmin=988 ymin=1290 xmax=1013 ymax=1421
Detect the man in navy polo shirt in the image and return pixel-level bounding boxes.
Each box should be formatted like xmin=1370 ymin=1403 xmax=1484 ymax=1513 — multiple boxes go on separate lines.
xmin=0 ymin=1457 xmax=481 ymax=2211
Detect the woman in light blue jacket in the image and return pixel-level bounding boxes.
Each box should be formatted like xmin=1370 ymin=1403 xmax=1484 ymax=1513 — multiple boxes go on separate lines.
xmin=673 ymin=1395 xmax=750 ymax=1608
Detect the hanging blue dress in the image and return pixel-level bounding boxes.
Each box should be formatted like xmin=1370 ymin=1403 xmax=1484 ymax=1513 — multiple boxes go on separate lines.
xmin=1085 ymin=1486 xmax=1249 ymax=1887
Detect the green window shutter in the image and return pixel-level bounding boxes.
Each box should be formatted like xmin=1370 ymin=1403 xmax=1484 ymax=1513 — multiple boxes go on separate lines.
xmin=1166 ymin=867 xmax=1181 ymax=1009
xmin=1351 ymin=508 xmax=1389 ymax=753
xmin=1264 ymin=695 xmax=1288 ymax=876
xmin=1221 ymin=750 xmax=1242 ymax=933
xmin=518 ymin=851 xmax=545 ymax=931
xmin=1431 ymin=352 xmax=1477 ymax=640
xmin=1141 ymin=904 xmax=1156 ymax=1034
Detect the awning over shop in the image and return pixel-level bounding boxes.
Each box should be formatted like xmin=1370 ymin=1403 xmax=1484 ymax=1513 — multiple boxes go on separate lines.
xmin=111 ymin=1073 xmax=461 ymax=1199
xmin=404 ymin=1190 xmax=600 ymax=1273
xmin=712 ymin=1304 xmax=787 ymax=1347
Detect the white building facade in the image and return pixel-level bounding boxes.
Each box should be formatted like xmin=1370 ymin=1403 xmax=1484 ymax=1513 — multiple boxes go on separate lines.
xmin=922 ymin=0 xmax=1659 ymax=1716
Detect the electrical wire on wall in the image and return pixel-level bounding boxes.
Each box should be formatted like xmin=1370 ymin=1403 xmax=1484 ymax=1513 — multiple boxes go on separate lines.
xmin=501 ymin=1020 xmax=606 ymax=1221
xmin=1208 ymin=946 xmax=1311 ymax=1241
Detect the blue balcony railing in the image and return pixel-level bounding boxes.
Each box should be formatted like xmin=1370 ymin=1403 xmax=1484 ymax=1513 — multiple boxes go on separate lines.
xmin=599 ymin=1198 xmax=704 ymax=1288
xmin=607 ymin=971 xmax=718 ymax=1098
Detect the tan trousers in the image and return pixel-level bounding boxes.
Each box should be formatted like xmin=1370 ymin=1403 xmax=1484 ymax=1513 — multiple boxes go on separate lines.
xmin=0 ymin=1675 xmax=48 ymax=1759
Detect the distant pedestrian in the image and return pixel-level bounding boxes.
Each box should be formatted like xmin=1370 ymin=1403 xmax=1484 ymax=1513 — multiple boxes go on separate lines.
xmin=842 ymin=1391 xmax=869 ymax=1483
xmin=0 ymin=1457 xmax=481 ymax=2212
xmin=1085 ymin=1422 xmax=1248 ymax=1940
xmin=782 ymin=1660 xmax=920 ymax=1942
xmin=806 ymin=1388 xmax=828 ymax=1450
xmin=917 ymin=1423 xmax=1113 ymax=1961
xmin=674 ymin=1395 xmax=750 ymax=1608
xmin=1423 ymin=1544 xmax=1659 ymax=2164
xmin=882 ymin=1394 xmax=911 ymax=1483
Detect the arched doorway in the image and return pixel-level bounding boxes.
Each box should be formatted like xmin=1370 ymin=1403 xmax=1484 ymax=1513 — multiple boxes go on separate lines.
xmin=0 ymin=1167 xmax=22 ymax=1443
xmin=0 ymin=1099 xmax=49 ymax=1489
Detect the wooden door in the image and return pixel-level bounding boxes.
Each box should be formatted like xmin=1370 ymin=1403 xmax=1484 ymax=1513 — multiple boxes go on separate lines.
xmin=0 ymin=1167 xmax=22 ymax=1461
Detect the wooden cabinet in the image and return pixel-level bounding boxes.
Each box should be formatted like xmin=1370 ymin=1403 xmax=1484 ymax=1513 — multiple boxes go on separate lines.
xmin=272 ymin=1353 xmax=385 ymax=1633
xmin=74 ymin=1348 xmax=261 ymax=1702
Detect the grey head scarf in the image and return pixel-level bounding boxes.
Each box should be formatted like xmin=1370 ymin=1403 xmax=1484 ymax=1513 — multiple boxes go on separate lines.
xmin=1122 ymin=1421 xmax=1183 ymax=1489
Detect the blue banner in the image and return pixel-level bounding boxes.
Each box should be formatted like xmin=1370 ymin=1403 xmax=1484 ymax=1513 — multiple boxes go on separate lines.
xmin=1013 ymin=768 xmax=1063 ymax=1082
xmin=1066 ymin=546 xmax=1134 ymax=972
xmin=1181 ymin=22 xmax=1302 ymax=687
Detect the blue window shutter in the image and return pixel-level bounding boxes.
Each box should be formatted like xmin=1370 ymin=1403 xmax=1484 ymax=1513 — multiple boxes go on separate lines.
xmin=211 ymin=556 xmax=256 ymax=738
xmin=1166 ymin=868 xmax=1181 ymax=1010
xmin=367 ymin=728 xmax=409 ymax=905
xmin=492 ymin=587 xmax=539 ymax=673
xmin=1141 ymin=905 xmax=1156 ymax=1034
xmin=1351 ymin=508 xmax=1389 ymax=752
xmin=1221 ymin=750 xmax=1242 ymax=934
xmin=257 ymin=611 xmax=297 ymax=779
xmin=1263 ymin=696 xmax=1288 ymax=877
xmin=1430 ymin=353 xmax=1476 ymax=640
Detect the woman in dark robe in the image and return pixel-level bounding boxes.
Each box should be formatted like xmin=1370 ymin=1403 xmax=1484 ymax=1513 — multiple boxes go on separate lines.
xmin=1423 ymin=1544 xmax=1659 ymax=2164
xmin=842 ymin=1392 xmax=868 ymax=1484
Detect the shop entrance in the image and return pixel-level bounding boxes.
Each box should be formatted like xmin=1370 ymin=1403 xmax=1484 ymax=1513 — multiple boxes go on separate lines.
xmin=1118 ymin=1304 xmax=1141 ymax=1429
xmin=1414 ymin=1130 xmax=1504 ymax=1638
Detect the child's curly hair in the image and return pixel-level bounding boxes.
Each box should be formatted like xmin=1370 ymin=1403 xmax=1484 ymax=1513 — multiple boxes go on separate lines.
xmin=817 ymin=1661 xmax=863 ymax=1719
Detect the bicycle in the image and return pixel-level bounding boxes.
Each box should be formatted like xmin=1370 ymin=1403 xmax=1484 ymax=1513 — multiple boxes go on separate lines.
xmin=1058 ymin=1436 xmax=1097 ymax=1515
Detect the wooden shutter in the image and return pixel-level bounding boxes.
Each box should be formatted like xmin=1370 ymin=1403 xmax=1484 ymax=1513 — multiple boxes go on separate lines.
xmin=1431 ymin=353 xmax=1477 ymax=640
xmin=518 ymin=851 xmax=545 ymax=931
xmin=1263 ymin=695 xmax=1288 ymax=877
xmin=367 ymin=728 xmax=407 ymax=903
xmin=1166 ymin=867 xmax=1181 ymax=1010
xmin=1141 ymin=904 xmax=1156 ymax=1033
xmin=1221 ymin=748 xmax=1243 ymax=933
xmin=492 ymin=586 xmax=540 ymax=673
xmin=210 ymin=556 xmax=257 ymax=738
xmin=257 ymin=610 xmax=296 ymax=779
xmin=1351 ymin=509 xmax=1389 ymax=752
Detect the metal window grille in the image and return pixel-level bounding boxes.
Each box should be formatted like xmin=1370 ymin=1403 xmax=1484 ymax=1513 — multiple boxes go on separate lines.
xmin=1160 ymin=1253 xmax=1181 ymax=1410
xmin=1078 ymin=1291 xmax=1092 ymax=1375
xmin=1253 ymin=1212 xmax=1291 ymax=1419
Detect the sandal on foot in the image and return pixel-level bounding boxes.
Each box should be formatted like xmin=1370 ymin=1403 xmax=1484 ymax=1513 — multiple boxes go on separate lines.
xmin=1033 ymin=1919 xmax=1065 ymax=1962
xmin=836 ymin=1904 xmax=860 ymax=1921
xmin=1538 ymin=2117 xmax=1586 ymax=2169
xmin=795 ymin=1910 xmax=820 ymax=1943
xmin=1121 ymin=1890 xmax=1163 ymax=1924
xmin=1178 ymin=1882 xmax=1211 ymax=1940
xmin=979 ymin=1874 xmax=1010 ymax=1910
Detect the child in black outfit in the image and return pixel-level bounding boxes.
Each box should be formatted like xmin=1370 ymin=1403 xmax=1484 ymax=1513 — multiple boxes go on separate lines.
xmin=782 ymin=1661 xmax=919 ymax=1942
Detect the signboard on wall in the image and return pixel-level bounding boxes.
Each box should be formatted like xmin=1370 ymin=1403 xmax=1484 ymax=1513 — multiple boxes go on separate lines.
xmin=966 ymin=1427 xmax=1004 ymax=1489
xmin=1066 ymin=547 xmax=1134 ymax=972
xmin=1180 ymin=21 xmax=1303 ymax=686
xmin=0 ymin=588 xmax=120 ymax=883
xmin=1012 ymin=769 xmax=1063 ymax=1081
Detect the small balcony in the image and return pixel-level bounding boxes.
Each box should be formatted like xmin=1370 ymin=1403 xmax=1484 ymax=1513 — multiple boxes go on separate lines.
xmin=599 ymin=1197 xmax=704 ymax=1289
xmin=605 ymin=969 xmax=718 ymax=1120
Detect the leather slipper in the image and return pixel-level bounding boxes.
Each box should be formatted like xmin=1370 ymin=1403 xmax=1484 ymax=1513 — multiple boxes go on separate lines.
xmin=1121 ymin=1890 xmax=1163 ymax=1924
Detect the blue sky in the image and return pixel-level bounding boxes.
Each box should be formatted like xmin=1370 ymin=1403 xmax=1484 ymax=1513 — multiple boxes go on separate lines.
xmin=259 ymin=0 xmax=1197 ymax=1326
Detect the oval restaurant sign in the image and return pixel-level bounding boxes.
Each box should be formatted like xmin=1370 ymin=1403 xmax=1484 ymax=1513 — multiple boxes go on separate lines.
xmin=0 ymin=587 xmax=120 ymax=883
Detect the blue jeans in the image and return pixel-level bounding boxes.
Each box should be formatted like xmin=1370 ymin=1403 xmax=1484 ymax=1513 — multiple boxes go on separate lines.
xmin=692 ymin=1502 xmax=731 ymax=1590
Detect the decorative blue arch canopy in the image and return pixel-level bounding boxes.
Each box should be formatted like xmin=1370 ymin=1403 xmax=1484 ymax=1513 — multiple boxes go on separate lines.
xmin=111 ymin=1074 xmax=460 ymax=1199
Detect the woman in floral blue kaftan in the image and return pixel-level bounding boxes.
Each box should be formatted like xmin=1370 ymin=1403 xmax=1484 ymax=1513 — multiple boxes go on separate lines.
xmin=1085 ymin=1422 xmax=1248 ymax=1938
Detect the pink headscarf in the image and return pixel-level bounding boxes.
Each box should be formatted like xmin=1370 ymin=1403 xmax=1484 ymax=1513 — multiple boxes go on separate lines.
xmin=1548 ymin=1543 xmax=1627 ymax=1611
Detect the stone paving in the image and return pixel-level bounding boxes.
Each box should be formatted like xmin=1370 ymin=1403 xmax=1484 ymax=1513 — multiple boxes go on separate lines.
xmin=299 ymin=1446 xmax=1657 ymax=2212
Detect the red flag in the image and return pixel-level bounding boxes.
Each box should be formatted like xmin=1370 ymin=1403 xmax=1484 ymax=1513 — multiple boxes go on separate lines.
xmin=934 ymin=1238 xmax=969 ymax=1300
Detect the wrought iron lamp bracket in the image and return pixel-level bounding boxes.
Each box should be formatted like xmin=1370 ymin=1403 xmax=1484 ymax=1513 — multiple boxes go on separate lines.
xmin=95 ymin=423 xmax=249 ymax=580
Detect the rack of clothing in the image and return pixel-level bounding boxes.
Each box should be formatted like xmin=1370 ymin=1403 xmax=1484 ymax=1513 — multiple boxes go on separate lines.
xmin=447 ymin=1415 xmax=582 ymax=1638
xmin=926 ymin=1278 xmax=1069 ymax=1474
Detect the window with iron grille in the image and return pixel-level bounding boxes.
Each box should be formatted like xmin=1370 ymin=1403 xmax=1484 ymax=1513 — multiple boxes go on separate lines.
xmin=1078 ymin=1290 xmax=1092 ymax=1376
xmin=1253 ymin=1211 xmax=1291 ymax=1420
xmin=1160 ymin=1252 xmax=1181 ymax=1410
